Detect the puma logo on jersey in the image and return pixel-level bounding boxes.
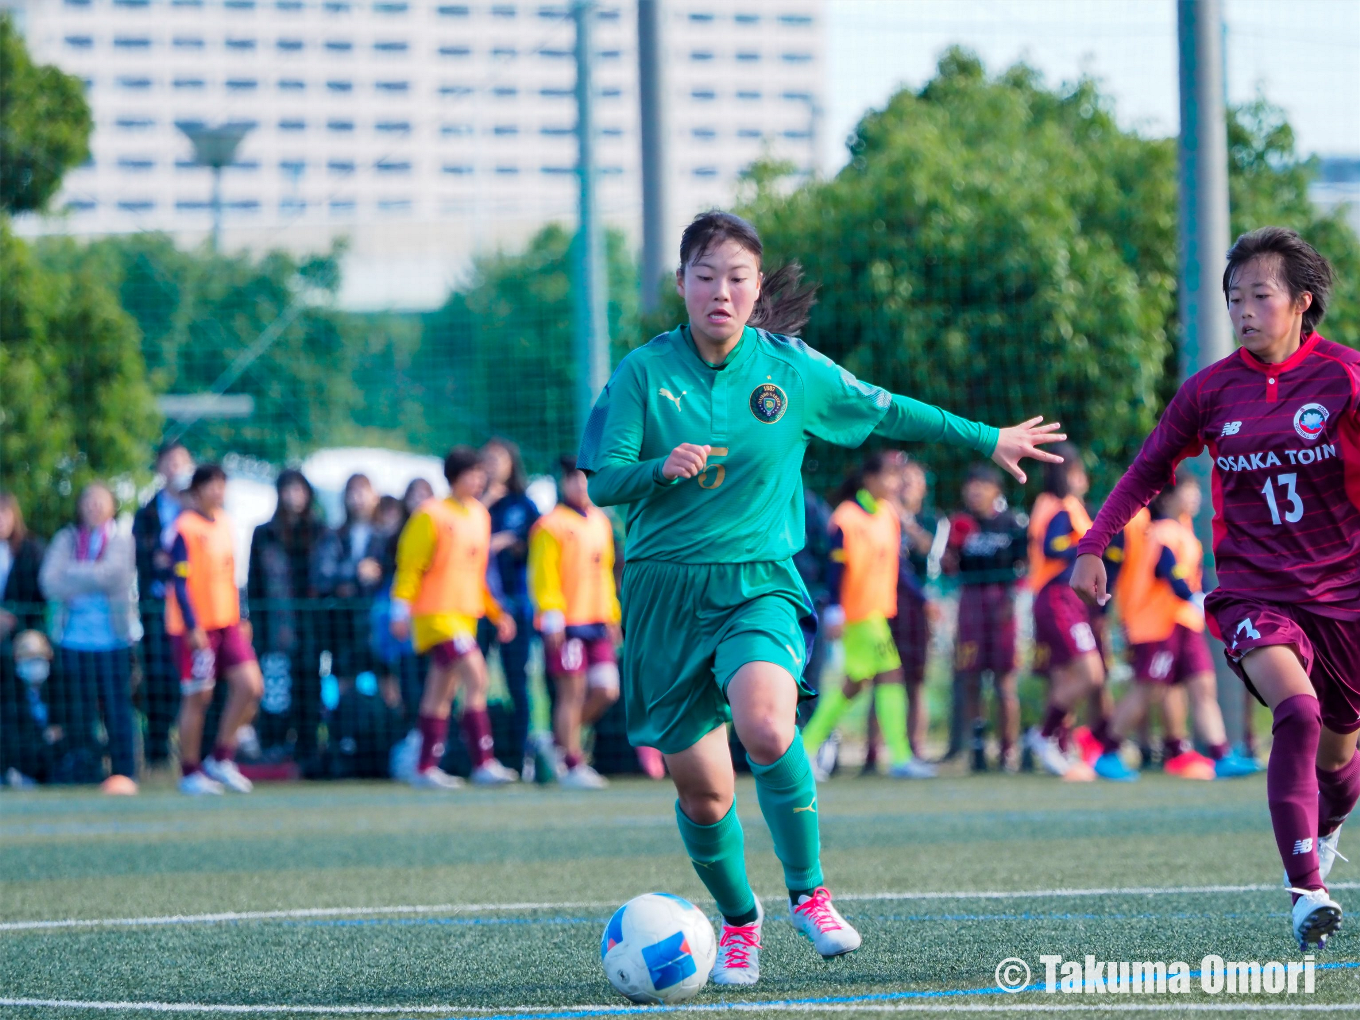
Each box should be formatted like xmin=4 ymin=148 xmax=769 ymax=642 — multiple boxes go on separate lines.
xmin=792 ymin=797 xmax=817 ymax=814
xmin=659 ymin=388 xmax=686 ymax=411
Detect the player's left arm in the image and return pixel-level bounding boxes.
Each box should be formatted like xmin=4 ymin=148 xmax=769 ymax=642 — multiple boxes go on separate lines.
xmin=580 ymin=358 xmax=686 ymax=506
xmin=1153 ymin=545 xmax=1195 ymax=601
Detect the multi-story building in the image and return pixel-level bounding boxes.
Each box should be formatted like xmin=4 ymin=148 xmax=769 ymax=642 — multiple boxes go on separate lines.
xmin=7 ymin=0 xmax=824 ymax=308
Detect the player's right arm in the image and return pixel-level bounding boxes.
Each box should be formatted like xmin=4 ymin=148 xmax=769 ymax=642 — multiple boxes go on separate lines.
xmin=1072 ymin=381 xmax=1207 ymax=605
xmin=170 ymin=533 xmax=205 ymax=648
xmin=580 ymin=357 xmax=697 ymax=506
xmin=389 ymin=511 xmax=436 ymax=639
xmin=823 ymin=521 xmax=847 ymax=639
xmin=527 ymin=524 xmax=566 ymax=652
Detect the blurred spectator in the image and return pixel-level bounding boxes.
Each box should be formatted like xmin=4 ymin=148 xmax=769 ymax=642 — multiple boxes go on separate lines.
xmin=0 ymin=490 xmax=46 ymax=636
xmin=373 ymin=485 xmax=428 ymax=725
xmin=3 ymin=630 xmax=56 ymax=787
xmin=132 ymin=441 xmax=195 ymax=767
xmin=39 ymin=483 xmax=141 ymax=792
xmin=479 ymin=438 xmax=539 ymax=774
xmin=374 ymin=495 xmax=407 ymax=587
xmin=314 ymin=474 xmax=385 ymax=683
xmin=248 ymin=469 xmax=324 ymax=761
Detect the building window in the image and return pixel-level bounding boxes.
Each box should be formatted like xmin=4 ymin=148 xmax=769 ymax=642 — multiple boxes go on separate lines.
xmin=598 ymin=49 xmax=620 ymax=59
xmin=375 ymin=81 xmax=409 ymax=93
xmin=280 ymin=160 xmax=306 ymax=174
xmin=439 ymin=85 xmax=473 ymax=96
xmin=324 ymin=1 xmax=351 ymax=11
xmin=65 ymin=36 xmax=94 ymax=49
xmin=330 ymin=199 xmax=357 ymax=212
xmin=375 ymin=160 xmax=411 ymax=173
xmin=281 ymin=198 xmax=306 ymax=213
xmin=276 ymin=1 xmax=303 ymax=10
xmin=690 ymin=51 xmax=714 ymax=61
xmin=782 ymin=129 xmax=811 ymax=139
xmin=492 ymin=46 xmax=517 ymax=58
xmin=601 ymin=87 xmax=621 ymax=98
xmin=64 ymin=0 xmax=93 ymax=7
xmin=174 ymin=78 xmax=206 ymax=90
xmin=327 ymin=120 xmax=355 ymax=132
xmin=693 ymin=167 xmax=718 ymax=178
xmin=173 ymin=37 xmax=205 ymax=50
xmin=539 ymin=48 xmax=569 ymax=58
xmin=495 ymin=165 xmax=519 ymax=175
xmin=735 ymin=13 xmax=759 ymax=24
xmin=539 ymin=125 xmax=571 ymax=136
xmin=172 ymin=0 xmax=204 ymax=5
xmin=601 ymin=127 xmax=622 ymax=137
xmin=118 ymin=77 xmax=153 ymax=90
xmin=116 ymin=117 xmax=156 ymax=130
xmin=736 ymin=51 xmax=759 ymax=62
xmin=328 ymin=160 xmax=356 ymax=173
xmin=118 ymin=200 xmax=156 ymax=211
xmin=691 ymin=89 xmax=716 ymax=100
xmin=692 ymin=128 xmax=716 ymax=140
xmin=279 ymin=79 xmax=306 ymax=91
xmin=374 ymin=2 xmax=409 ymax=11
xmin=491 ymin=5 xmax=516 ymax=17
xmin=226 ymin=39 xmax=257 ymax=51
xmin=118 ymin=158 xmax=155 ymax=170
xmin=378 ymin=199 xmax=412 ymax=212
xmin=325 ymin=40 xmax=354 ymax=52
xmin=737 ymin=128 xmax=762 ymax=139
xmin=113 ymin=0 xmax=150 ymax=7
xmin=437 ymin=4 xmax=469 ymax=15
xmin=439 ymin=45 xmax=471 ymax=57
xmin=688 ymin=12 xmax=714 ymax=21
xmin=374 ymin=41 xmax=408 ymax=53
xmin=537 ymin=6 xmax=567 ymax=18
xmin=782 ymin=90 xmax=812 ymax=101
xmin=442 ymin=164 xmax=472 ymax=174
xmin=277 ymin=39 xmax=303 ymax=51
xmin=782 ymin=52 xmax=813 ymax=63
xmin=540 ymin=166 xmax=572 ymax=175
xmin=224 ymin=200 xmax=260 ymax=211
xmin=492 ymin=86 xmax=518 ymax=97
xmin=66 ymin=200 xmax=97 ymax=212
xmin=279 ymin=119 xmax=306 ymax=131
xmin=779 ymin=14 xmax=813 ymax=26
xmin=226 ymin=79 xmax=259 ymax=91
xmin=737 ymin=90 xmax=761 ymax=100
xmin=597 ymin=7 xmax=619 ymax=19
xmin=539 ymin=87 xmax=571 ymax=97
xmin=493 ymin=125 xmax=519 ymax=136
xmin=327 ymin=81 xmax=353 ymax=92
xmin=224 ymin=1 xmax=257 ymax=9
xmin=114 ymin=37 xmax=152 ymax=49
xmin=441 ymin=123 xmax=472 ymax=136
xmin=376 ymin=120 xmax=411 ymax=134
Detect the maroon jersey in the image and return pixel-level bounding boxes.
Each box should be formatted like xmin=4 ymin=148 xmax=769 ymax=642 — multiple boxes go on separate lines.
xmin=1077 ymin=333 xmax=1360 ymax=619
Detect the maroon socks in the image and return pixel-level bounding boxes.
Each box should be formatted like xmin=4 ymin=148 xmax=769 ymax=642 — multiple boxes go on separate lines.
xmin=1268 ymin=695 xmax=1323 ymax=896
xmin=1040 ymin=704 xmax=1067 ymax=740
xmin=461 ymin=708 xmax=495 ymax=769
xmin=181 ymin=760 xmax=201 ymax=778
xmin=1205 ymin=741 xmax=1231 ymax=762
xmin=1318 ymin=749 xmax=1360 ymax=838
xmin=417 ymin=714 xmax=449 ymax=773
xmin=210 ymin=743 xmax=235 ymax=763
xmin=1163 ymin=736 xmax=1191 ymax=760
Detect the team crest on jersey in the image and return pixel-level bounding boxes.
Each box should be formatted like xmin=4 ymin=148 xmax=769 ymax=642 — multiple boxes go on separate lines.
xmin=749 ymin=383 xmax=788 ymax=423
xmin=1293 ymin=402 xmax=1329 ymax=442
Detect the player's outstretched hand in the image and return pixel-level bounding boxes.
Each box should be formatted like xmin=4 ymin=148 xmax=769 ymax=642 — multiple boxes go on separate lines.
xmin=662 ymin=443 xmax=711 ymax=480
xmin=991 ymin=417 xmax=1066 ymax=484
xmin=1070 ymin=553 xmax=1110 ymax=607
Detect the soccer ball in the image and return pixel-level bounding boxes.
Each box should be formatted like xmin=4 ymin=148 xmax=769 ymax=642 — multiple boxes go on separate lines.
xmin=600 ymin=893 xmax=716 ymax=1004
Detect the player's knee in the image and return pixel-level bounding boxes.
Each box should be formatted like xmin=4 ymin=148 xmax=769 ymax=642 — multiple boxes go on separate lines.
xmin=237 ymin=666 xmax=264 ymax=702
xmin=739 ymin=718 xmax=793 ymax=765
xmin=676 ymin=786 xmax=732 ymax=826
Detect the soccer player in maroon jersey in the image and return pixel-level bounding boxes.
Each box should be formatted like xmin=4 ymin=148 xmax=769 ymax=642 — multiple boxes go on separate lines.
xmin=1071 ymin=227 xmax=1360 ymax=950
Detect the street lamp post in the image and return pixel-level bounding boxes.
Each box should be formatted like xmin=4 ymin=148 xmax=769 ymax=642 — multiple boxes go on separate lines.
xmin=176 ymin=121 xmax=254 ymax=252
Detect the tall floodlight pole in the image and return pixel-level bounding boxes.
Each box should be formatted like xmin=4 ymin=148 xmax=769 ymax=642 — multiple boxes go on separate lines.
xmin=176 ymin=121 xmax=253 ymax=252
xmin=1177 ymin=0 xmax=1239 ymax=737
xmin=573 ymin=0 xmax=611 ymax=437
xmin=637 ymin=0 xmax=668 ymax=314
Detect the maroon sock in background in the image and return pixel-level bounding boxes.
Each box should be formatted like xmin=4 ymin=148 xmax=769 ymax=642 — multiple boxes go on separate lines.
xmin=1206 ymin=742 xmax=1231 ymax=762
xmin=461 ymin=708 xmax=495 ymax=769
xmin=563 ymin=751 xmax=583 ymax=771
xmin=417 ymin=714 xmax=448 ymax=773
xmin=1090 ymin=716 xmax=1112 ymax=751
xmin=181 ymin=760 xmax=201 ymax=778
xmin=1317 ymin=749 xmax=1360 ymax=838
xmin=210 ymin=743 xmax=235 ymax=763
xmin=1164 ymin=736 xmax=1190 ymax=760
xmin=1040 ymin=704 xmax=1067 ymax=740
xmin=1268 ymin=695 xmax=1323 ymax=897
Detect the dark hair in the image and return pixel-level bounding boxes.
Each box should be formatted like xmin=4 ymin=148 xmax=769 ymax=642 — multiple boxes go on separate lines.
xmin=273 ymin=468 xmax=314 ymax=516
xmin=678 ymin=210 xmax=818 ymax=335
xmin=1223 ymin=227 xmax=1333 ymax=338
xmin=482 ymin=437 xmax=527 ymax=496
xmin=443 ymin=446 xmax=483 ymax=485
xmin=558 ymin=454 xmax=579 ymax=475
xmin=835 ymin=451 xmax=890 ymax=506
xmin=403 ymin=477 xmax=433 ymax=508
xmin=155 ymin=440 xmax=189 ymax=466
xmin=188 ymin=463 xmax=227 ymax=492
xmin=1041 ymin=443 xmax=1082 ymax=498
xmin=963 ymin=463 xmax=1003 ymax=489
xmin=0 ymin=491 xmax=28 ymax=553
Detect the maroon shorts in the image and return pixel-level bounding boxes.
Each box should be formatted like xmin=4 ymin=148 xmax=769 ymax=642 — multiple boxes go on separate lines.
xmin=891 ymin=591 xmax=930 ymax=686
xmin=954 ymin=583 xmax=1016 ymax=675
xmin=429 ymin=633 xmax=479 ymax=667
xmin=173 ymin=624 xmax=256 ymax=694
xmin=1130 ymin=624 xmax=1215 ymax=685
xmin=1032 ymin=582 xmax=1099 ymax=676
xmin=1206 ymin=592 xmax=1360 ymax=735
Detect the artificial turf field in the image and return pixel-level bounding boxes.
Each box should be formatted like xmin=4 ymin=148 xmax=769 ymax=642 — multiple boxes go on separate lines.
xmin=3 ymin=772 xmax=1359 ymax=1019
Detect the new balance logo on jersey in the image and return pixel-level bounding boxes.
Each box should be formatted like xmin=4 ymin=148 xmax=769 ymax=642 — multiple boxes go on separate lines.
xmin=1220 ymin=421 xmax=1243 ymax=436
xmin=1294 ymin=838 xmax=1314 ymax=855
xmin=658 ymin=388 xmax=686 ymax=411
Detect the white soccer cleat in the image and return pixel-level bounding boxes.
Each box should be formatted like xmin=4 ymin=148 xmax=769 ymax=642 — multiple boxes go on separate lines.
xmin=409 ymin=766 xmax=464 ymax=790
xmin=1289 ymin=886 xmax=1342 ymax=951
xmin=1025 ymin=726 xmax=1070 ymax=777
xmin=712 ymin=898 xmax=763 ymax=986
xmin=789 ymin=887 xmax=862 ymax=958
xmin=813 ymin=733 xmax=840 ymax=780
xmin=471 ymin=759 xmax=519 ymax=785
xmin=202 ymin=756 xmax=253 ymax=793
xmin=888 ymin=757 xmax=937 ymax=779
xmin=1320 ymin=825 xmax=1347 ymax=884
xmin=178 ymin=771 xmax=224 ymax=796
xmin=559 ymin=763 xmax=609 ymax=790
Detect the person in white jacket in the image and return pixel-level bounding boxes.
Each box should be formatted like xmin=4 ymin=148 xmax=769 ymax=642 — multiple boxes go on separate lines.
xmin=39 ymin=483 xmax=141 ymax=794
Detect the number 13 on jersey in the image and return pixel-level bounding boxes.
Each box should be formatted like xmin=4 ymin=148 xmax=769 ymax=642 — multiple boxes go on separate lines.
xmin=1262 ymin=473 xmax=1304 ymax=525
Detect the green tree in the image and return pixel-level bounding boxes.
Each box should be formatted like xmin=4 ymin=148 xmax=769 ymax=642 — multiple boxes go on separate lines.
xmin=0 ymin=13 xmax=91 ymax=213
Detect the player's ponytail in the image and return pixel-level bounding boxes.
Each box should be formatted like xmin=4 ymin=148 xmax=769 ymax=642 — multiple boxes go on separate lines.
xmin=678 ymin=210 xmax=818 ymax=336
xmin=1223 ymin=227 xmax=1333 ymax=338
xmin=1041 ymin=443 xmax=1081 ymax=498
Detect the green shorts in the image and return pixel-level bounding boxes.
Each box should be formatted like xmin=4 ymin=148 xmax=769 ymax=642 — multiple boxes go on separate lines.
xmin=842 ymin=614 xmax=902 ymax=681
xmin=619 ymin=558 xmax=816 ymax=755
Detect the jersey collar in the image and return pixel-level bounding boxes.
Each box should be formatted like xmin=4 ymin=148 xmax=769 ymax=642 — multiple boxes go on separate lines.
xmin=1236 ymin=331 xmax=1321 ymax=376
xmin=679 ymin=324 xmax=756 ymax=372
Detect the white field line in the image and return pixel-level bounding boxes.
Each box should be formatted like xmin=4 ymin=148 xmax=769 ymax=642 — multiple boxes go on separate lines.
xmin=6 ymin=882 xmax=1360 ymax=933
xmin=5 ymin=998 xmax=1360 ymax=1015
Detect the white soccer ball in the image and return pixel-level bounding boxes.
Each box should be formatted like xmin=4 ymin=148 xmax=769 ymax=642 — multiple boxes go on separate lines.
xmin=600 ymin=893 xmax=716 ymax=1004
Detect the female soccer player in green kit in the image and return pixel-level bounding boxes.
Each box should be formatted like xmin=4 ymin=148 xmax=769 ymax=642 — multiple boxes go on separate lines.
xmin=578 ymin=212 xmax=1065 ymax=986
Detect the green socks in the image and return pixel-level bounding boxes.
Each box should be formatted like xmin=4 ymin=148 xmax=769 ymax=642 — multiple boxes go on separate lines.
xmin=748 ymin=738 xmax=824 ymax=892
xmin=875 ymin=682 xmax=911 ymax=765
xmin=801 ymin=682 xmax=854 ymax=754
xmin=674 ymin=800 xmax=757 ymax=923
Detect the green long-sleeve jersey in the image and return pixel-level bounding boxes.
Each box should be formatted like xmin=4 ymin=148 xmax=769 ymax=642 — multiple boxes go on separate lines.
xmin=578 ymin=325 xmax=999 ymax=563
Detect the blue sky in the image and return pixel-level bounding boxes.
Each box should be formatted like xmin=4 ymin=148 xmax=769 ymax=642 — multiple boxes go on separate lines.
xmin=825 ymin=0 xmax=1360 ymax=172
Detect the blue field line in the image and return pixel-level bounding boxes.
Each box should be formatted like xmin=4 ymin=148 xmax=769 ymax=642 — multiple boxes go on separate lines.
xmin=284 ymin=916 xmax=609 ymax=929
xmin=441 ymin=963 xmax=1360 ymax=1020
